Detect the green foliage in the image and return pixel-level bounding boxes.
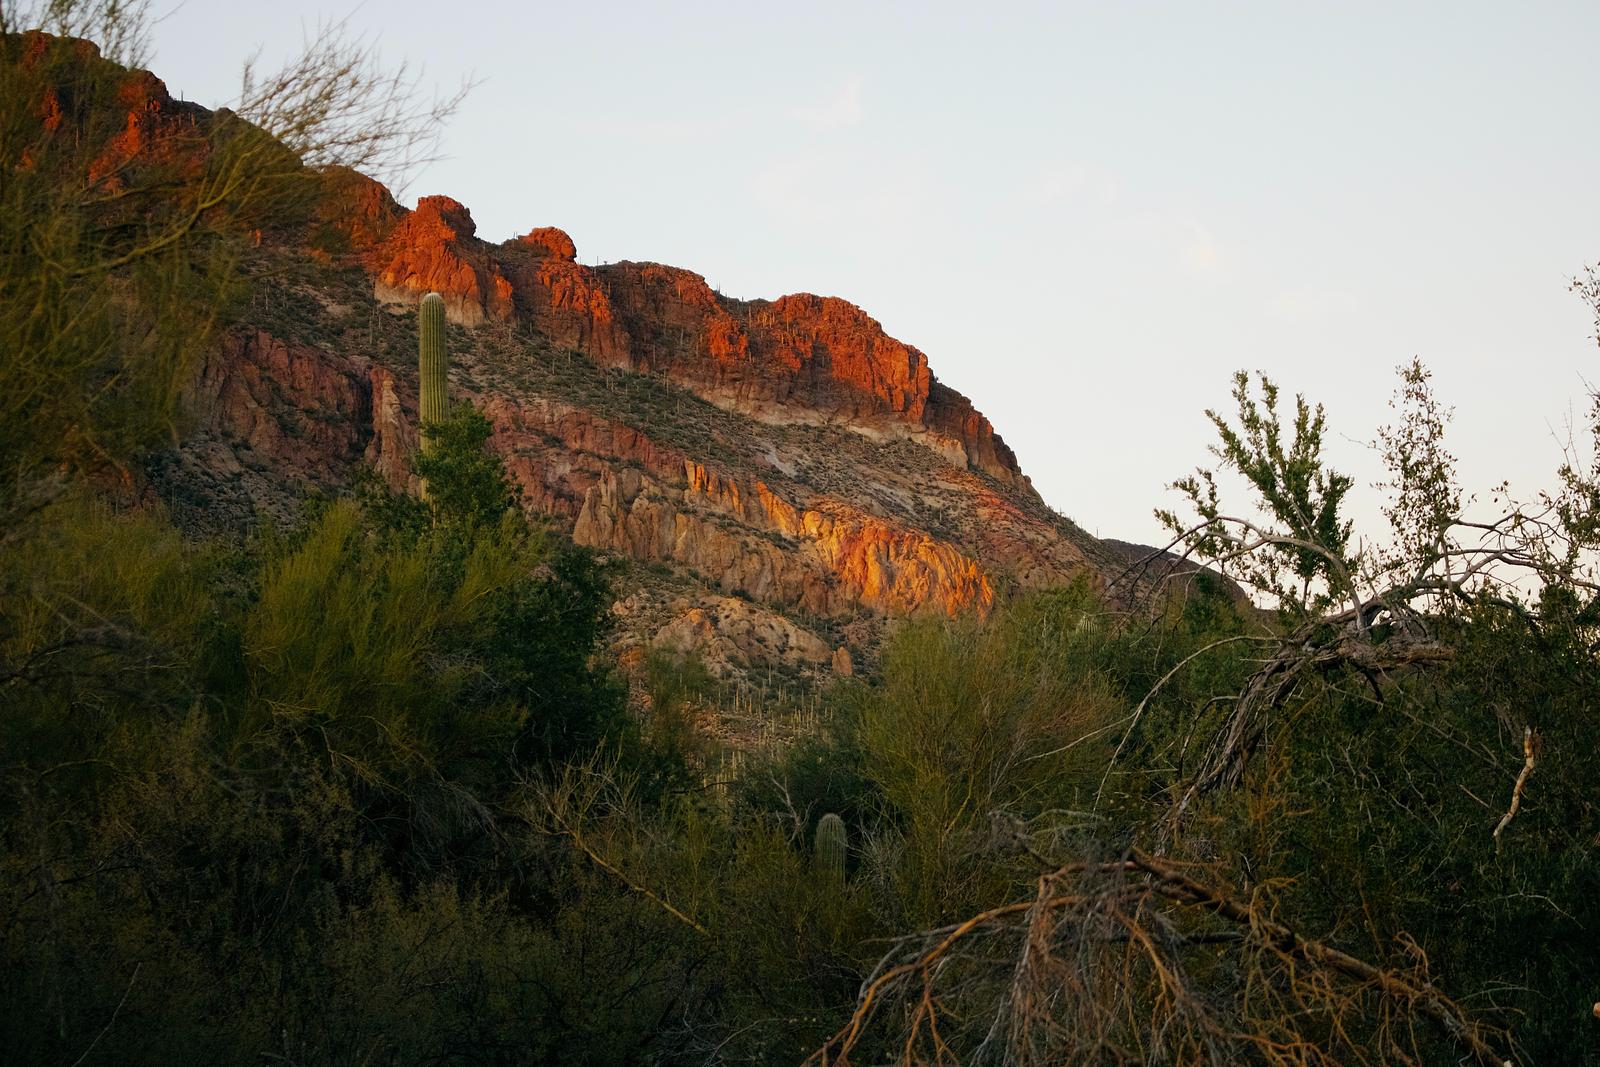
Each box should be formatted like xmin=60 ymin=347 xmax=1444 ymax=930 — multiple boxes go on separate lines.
xmin=1160 ymin=370 xmax=1355 ymax=613
xmin=1173 ymin=598 xmax=1600 ymax=1062
xmin=412 ymin=403 xmax=522 ymax=527
xmin=243 ymin=499 xmax=534 ymax=808
xmin=1375 ymin=357 xmax=1461 ymax=569
xmin=4 ymin=462 xmax=1594 ymax=1062
xmin=417 ymin=291 xmax=447 ymax=454
xmin=645 ymin=645 xmax=714 ymax=713
xmin=733 ymin=710 xmax=874 ymax=844
xmin=853 ymin=592 xmax=1124 ymax=924
xmin=1145 ymin=362 xmax=1600 ymax=1063
xmin=0 ymin=16 xmax=315 ymax=489
xmin=640 ymin=646 xmax=715 ymax=764
xmin=0 ymin=425 xmax=651 ymax=1061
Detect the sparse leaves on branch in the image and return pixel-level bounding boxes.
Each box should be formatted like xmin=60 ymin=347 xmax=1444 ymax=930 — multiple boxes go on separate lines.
xmin=1156 ymin=369 xmax=1355 ymax=617
xmin=1152 ymin=357 xmax=1600 ymax=817
xmin=1375 ymin=357 xmax=1461 ymax=578
xmin=235 ymin=16 xmax=472 ymax=191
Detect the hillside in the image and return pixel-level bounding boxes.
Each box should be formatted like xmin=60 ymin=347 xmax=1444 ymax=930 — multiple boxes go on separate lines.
xmin=34 ymin=40 xmax=1194 ymax=688
xmin=6 ymin=25 xmax=1595 ymax=1067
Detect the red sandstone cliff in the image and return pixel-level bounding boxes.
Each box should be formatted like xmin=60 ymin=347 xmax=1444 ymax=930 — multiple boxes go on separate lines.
xmin=496 ymin=229 xmax=630 ymax=365
xmin=9 ymin=30 xmax=1026 ymax=499
xmin=23 ymin=34 xmax=1178 ymax=683
xmin=354 ymin=185 xmax=1030 ymax=490
xmin=370 ymin=195 xmax=515 ymax=326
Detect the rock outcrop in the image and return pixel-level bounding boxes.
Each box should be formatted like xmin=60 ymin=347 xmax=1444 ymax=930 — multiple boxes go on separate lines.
xmin=496 ymin=229 xmax=630 ymax=366
xmin=314 ymin=167 xmax=403 ymax=256
xmin=569 ymin=464 xmax=993 ymax=619
xmin=365 ymin=365 xmax=419 ymax=493
xmin=652 ymin=597 xmax=834 ymax=677
xmin=589 ymin=262 xmax=1029 ymax=489
xmin=187 ymin=330 xmax=372 ymax=484
xmin=27 ymin=35 xmax=1214 ymax=689
xmin=13 ymin=31 xmax=212 ymax=187
xmin=371 ymin=195 xmax=514 ymax=326
xmin=312 ymin=165 xmax=1028 ymax=487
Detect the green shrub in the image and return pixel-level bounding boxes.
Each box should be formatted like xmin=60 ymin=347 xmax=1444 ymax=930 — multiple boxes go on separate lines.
xmin=853 ymin=593 xmax=1124 ymax=924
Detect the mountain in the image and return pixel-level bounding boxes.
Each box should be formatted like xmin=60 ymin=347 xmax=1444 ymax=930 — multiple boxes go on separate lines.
xmin=28 ymin=33 xmax=1207 ymax=687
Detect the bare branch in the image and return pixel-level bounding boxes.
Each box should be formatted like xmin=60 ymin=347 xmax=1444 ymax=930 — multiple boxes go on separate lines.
xmin=1492 ymin=726 xmax=1537 ymax=855
xmin=809 ymin=849 xmax=1509 ymax=1066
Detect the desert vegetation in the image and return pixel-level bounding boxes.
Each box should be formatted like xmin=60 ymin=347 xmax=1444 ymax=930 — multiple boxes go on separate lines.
xmin=3 ymin=3 xmax=1599 ymax=1065
xmin=6 ymin=351 xmax=1598 ymax=1061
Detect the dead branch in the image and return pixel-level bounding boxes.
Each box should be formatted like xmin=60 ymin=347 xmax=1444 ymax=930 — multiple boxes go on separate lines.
xmin=1492 ymin=726 xmax=1537 ymax=855
xmin=528 ymin=765 xmax=709 ymax=937
xmin=808 ymin=848 xmax=1508 ymax=1067
xmin=540 ymin=822 xmax=707 ymax=936
xmin=1170 ymin=615 xmax=1454 ymax=829
xmin=68 ymin=962 xmax=141 ymax=1067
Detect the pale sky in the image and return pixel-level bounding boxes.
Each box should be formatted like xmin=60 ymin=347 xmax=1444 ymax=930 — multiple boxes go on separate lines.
xmin=146 ymin=1 xmax=1600 ymax=547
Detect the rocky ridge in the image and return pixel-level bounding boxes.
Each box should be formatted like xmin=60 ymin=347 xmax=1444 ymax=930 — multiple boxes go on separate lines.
xmin=25 ymin=33 xmax=1200 ymax=688
xmin=352 ymin=187 xmax=1029 ymax=490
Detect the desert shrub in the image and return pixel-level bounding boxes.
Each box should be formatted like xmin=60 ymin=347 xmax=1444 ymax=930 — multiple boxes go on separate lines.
xmin=1194 ymin=598 xmax=1600 ymax=1062
xmin=0 ymin=401 xmax=668 ymax=1062
xmin=849 ymin=592 xmax=1127 ymax=926
xmin=733 ymin=711 xmax=874 ymax=844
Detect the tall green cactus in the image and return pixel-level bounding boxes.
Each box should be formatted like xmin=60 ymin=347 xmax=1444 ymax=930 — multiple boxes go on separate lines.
xmin=418 ymin=291 xmax=447 ymax=454
xmin=814 ymin=812 xmax=847 ymax=885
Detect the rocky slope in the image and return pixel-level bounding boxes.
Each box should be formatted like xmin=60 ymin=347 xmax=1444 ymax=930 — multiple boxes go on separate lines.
xmin=27 ymin=33 xmax=1202 ymax=689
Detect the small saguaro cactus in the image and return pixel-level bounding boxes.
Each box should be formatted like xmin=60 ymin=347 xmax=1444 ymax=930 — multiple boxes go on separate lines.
xmin=814 ymin=812 xmax=848 ymax=885
xmin=418 ymin=291 xmax=447 ymax=453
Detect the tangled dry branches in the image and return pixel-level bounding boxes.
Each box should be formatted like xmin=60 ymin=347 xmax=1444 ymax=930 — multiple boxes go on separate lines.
xmin=808 ymin=848 xmax=1507 ymax=1067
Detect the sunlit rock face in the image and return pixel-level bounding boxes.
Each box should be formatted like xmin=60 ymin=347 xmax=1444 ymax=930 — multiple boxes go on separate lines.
xmin=32 ymin=34 xmax=1210 ymax=682
xmin=496 ymin=228 xmax=631 ymax=367
xmin=334 ymin=171 xmax=1030 ymax=489
xmin=588 ymin=262 xmax=1030 ymax=490
xmin=371 ymin=196 xmax=514 ymax=326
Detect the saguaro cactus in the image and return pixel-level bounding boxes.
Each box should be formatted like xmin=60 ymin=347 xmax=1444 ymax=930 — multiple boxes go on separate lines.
xmin=814 ymin=813 xmax=847 ymax=885
xmin=418 ymin=292 xmax=447 ymax=453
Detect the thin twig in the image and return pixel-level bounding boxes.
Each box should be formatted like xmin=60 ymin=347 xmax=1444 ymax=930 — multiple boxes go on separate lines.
xmin=543 ymin=825 xmax=707 ymax=936
xmin=69 ymin=962 xmax=141 ymax=1067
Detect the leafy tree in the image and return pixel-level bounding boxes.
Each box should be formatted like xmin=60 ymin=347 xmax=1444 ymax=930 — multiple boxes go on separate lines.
xmin=816 ymin=354 xmax=1599 ymax=1066
xmin=0 ymin=398 xmax=648 ymax=1063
